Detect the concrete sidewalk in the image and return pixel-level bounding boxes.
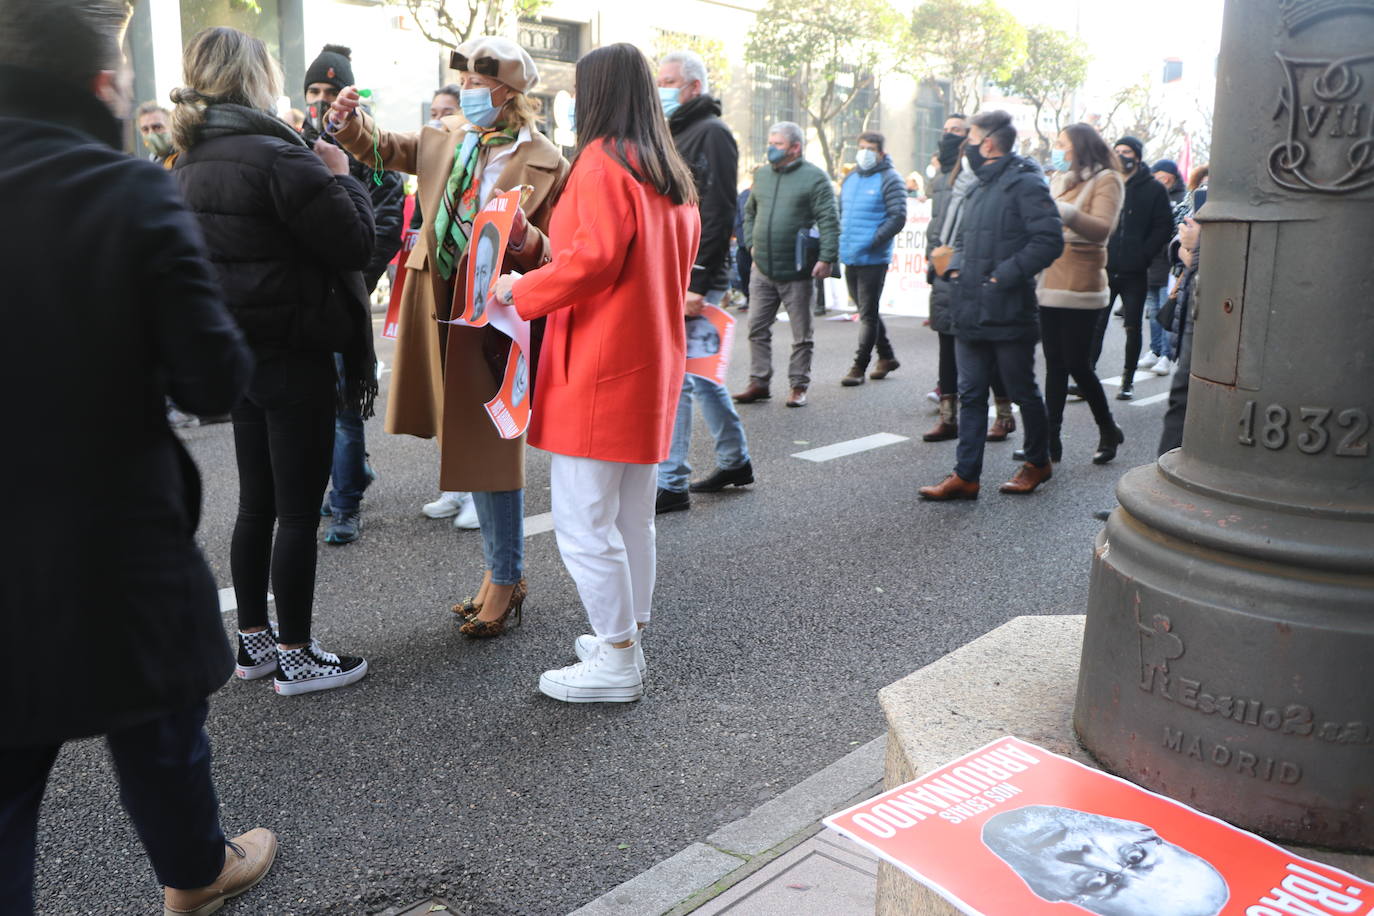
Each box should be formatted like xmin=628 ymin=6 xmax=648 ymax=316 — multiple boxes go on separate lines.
xmin=565 ymin=735 xmax=887 ymax=916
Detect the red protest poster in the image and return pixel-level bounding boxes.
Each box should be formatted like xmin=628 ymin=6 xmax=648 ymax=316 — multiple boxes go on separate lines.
xmin=381 ymin=224 xmax=420 ymax=340
xmin=825 ymin=736 xmax=1374 ymax=916
xmin=482 ymin=340 xmax=530 ymax=439
xmin=685 ymin=304 xmax=735 ymax=387
xmin=453 ymin=189 xmax=520 ymax=328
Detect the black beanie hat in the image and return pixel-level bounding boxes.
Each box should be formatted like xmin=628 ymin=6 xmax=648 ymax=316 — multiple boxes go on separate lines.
xmin=305 ymin=44 xmax=354 ymax=93
xmin=1114 ymin=136 xmax=1145 ymax=160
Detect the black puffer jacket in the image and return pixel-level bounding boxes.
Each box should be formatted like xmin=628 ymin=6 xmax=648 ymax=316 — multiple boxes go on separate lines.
xmin=1107 ymin=165 xmax=1172 ymax=276
xmin=1147 ymin=182 xmax=1187 ymax=287
xmin=306 ymin=117 xmax=405 ymax=292
xmin=948 ymin=153 xmax=1063 ymax=342
xmin=174 ymin=105 xmax=375 ymax=356
xmin=670 ymin=96 xmax=739 ymax=295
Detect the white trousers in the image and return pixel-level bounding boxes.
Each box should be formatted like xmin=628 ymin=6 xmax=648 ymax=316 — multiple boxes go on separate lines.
xmin=549 ymin=455 xmax=657 ymax=645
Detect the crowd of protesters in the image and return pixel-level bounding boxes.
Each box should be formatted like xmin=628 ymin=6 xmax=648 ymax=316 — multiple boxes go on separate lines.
xmin=0 ymin=0 xmax=1207 ymax=910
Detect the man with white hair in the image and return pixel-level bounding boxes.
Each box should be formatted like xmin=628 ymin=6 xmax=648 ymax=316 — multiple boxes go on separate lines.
xmin=654 ymin=50 xmax=755 ymax=513
xmin=736 ymin=121 xmax=839 ymax=408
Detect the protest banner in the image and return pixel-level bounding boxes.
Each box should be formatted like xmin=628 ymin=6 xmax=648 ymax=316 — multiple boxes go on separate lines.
xmin=381 ymin=201 xmax=419 ymax=340
xmin=825 ymin=736 xmax=1374 ymax=916
xmin=685 ymin=304 xmax=735 ymax=386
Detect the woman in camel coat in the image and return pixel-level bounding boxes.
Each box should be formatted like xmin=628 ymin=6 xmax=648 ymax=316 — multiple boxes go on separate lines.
xmin=1037 ymin=123 xmax=1125 ymax=465
xmin=331 ymin=36 xmax=569 ymax=632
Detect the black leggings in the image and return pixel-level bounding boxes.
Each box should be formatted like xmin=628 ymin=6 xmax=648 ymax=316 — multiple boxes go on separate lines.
xmin=230 ymin=351 xmax=336 ymax=645
xmin=938 ymin=332 xmax=1005 ymax=400
xmin=1092 ymin=272 xmax=1148 ymax=377
xmin=1040 ymin=307 xmax=1115 ymax=430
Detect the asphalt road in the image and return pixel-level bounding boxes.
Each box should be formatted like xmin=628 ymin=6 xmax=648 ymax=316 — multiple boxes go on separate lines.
xmin=29 ymin=305 xmax=1171 ymax=914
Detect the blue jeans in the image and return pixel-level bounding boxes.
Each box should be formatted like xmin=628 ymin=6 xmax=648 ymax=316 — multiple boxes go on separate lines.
xmin=328 ymin=354 xmax=369 ymax=514
xmin=0 ymin=702 xmax=226 ymax=908
xmin=1145 ymin=285 xmax=1172 ymax=360
xmin=954 ymin=336 xmax=1049 ymax=481
xmin=471 ymin=489 xmax=524 ymax=585
xmin=659 ymin=290 xmax=750 ymax=493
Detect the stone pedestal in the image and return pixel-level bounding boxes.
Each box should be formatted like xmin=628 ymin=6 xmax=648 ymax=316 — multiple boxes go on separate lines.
xmin=875 ymin=616 xmax=1374 ymax=915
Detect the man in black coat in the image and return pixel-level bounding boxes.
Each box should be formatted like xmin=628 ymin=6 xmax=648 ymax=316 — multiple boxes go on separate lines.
xmin=920 ymin=110 xmax=1064 ymax=501
xmin=1091 ymin=135 xmax=1173 ymax=398
xmin=0 ymin=1 xmax=274 ymax=912
xmin=301 ymin=44 xmax=404 ymax=545
xmin=653 ymin=50 xmax=754 ymax=514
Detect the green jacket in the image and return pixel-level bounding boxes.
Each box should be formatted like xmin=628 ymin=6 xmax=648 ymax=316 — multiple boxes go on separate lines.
xmin=743 ymin=157 xmax=840 ymax=283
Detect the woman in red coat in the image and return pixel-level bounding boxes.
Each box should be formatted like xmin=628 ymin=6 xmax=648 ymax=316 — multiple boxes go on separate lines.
xmin=493 ymin=43 xmax=700 ymax=704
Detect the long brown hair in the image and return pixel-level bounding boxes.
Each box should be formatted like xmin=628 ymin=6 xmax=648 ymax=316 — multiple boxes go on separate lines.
xmin=571 ymin=43 xmax=698 ymax=206
xmin=1060 ymin=122 xmax=1121 ymax=176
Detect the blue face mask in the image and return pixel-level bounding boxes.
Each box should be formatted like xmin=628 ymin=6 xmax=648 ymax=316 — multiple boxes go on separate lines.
xmin=767 ymin=146 xmax=787 ymax=164
xmin=1050 ymin=148 xmax=1070 ymax=172
xmin=856 ymin=148 xmax=878 ymax=170
xmin=658 ymin=86 xmax=681 ymax=118
xmin=460 ymin=88 xmax=501 ymax=128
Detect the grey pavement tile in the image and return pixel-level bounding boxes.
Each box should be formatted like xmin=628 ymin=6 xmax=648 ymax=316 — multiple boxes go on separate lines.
xmin=690 ymin=834 xmax=878 ymax=915
xmin=568 ymin=844 xmax=744 ymax=916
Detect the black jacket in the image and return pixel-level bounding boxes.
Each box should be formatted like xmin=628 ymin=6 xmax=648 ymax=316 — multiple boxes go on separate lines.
xmin=306 ymin=120 xmax=406 ymax=292
xmin=174 ymin=105 xmax=376 ymax=358
xmin=1108 ymin=165 xmax=1173 ymax=277
xmin=670 ymin=96 xmax=739 ymax=294
xmin=1147 ymin=182 xmax=1188 ymax=286
xmin=0 ymin=66 xmax=253 ymax=747
xmin=948 ymin=153 xmax=1063 ymax=342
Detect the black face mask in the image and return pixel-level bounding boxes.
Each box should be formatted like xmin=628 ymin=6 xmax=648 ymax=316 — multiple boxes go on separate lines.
xmin=965 ymin=142 xmax=987 ymax=172
xmin=938 ymin=131 xmax=963 ymax=168
xmin=1119 ymin=155 xmax=1137 ymax=172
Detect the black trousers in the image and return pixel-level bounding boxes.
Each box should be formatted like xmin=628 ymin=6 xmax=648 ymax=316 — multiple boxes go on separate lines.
xmin=844 ymin=264 xmax=895 ymax=368
xmin=0 ymin=702 xmax=225 ymax=909
xmin=938 ymin=332 xmax=1005 ymax=401
xmin=734 ymin=242 xmax=752 ymax=301
xmin=1158 ymin=305 xmax=1193 ymax=455
xmin=1091 ymin=271 xmax=1149 ymax=378
xmin=230 ymin=351 xmax=336 ymax=645
xmin=1039 ymin=307 xmax=1115 ymax=430
xmin=954 ymin=336 xmax=1050 ymax=480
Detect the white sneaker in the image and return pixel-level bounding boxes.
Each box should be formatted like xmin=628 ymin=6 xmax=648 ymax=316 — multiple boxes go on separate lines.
xmin=1152 ymin=355 xmax=1174 ymax=375
xmin=574 ymin=633 xmax=646 ymax=676
xmin=1137 ymin=353 xmax=1158 ymax=369
xmin=453 ymin=496 xmax=480 ymax=530
xmin=421 ymin=491 xmax=468 ymax=519
xmin=925 ymin=389 xmax=940 ymax=404
xmin=540 ymin=641 xmax=643 ymax=703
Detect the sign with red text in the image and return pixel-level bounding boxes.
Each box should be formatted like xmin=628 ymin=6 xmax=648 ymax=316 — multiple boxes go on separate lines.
xmin=878 ymin=197 xmax=931 ymax=316
xmin=685 ymin=305 xmax=735 ymax=386
xmin=825 ymin=736 xmax=1374 ymax=916
xmin=382 ymin=223 xmax=420 ymax=340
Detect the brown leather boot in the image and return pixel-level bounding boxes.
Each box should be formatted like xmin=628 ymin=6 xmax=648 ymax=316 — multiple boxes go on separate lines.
xmin=786 ymin=386 xmax=809 ymax=407
xmin=999 ymin=461 xmax=1053 ymax=494
xmin=164 ymin=828 xmax=278 ymax=915
xmin=918 ymin=473 xmax=980 ymax=501
xmin=922 ymin=395 xmax=958 ymax=442
xmin=870 ymin=358 xmax=900 ymax=379
xmin=986 ymin=398 xmax=1016 ymax=441
xmin=841 ymin=365 xmax=866 ymax=386
xmin=732 ymin=381 xmax=770 ymax=403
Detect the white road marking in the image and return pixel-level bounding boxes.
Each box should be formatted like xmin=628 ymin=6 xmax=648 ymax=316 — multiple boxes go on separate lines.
xmin=793 ymin=433 xmax=910 ymax=463
xmin=524 ymin=512 xmax=556 ymax=537
xmin=1131 ymin=391 xmax=1171 ymax=407
xmin=219 ymin=587 xmax=273 ymax=615
xmin=1101 ymin=370 xmax=1157 ymax=387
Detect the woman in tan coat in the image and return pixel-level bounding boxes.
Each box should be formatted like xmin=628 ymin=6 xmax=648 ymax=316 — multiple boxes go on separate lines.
xmin=1036 ymin=123 xmax=1125 ymax=465
xmin=330 ymin=37 xmax=569 ymax=633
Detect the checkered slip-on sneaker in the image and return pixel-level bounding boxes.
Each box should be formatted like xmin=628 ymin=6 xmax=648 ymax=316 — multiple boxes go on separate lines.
xmin=273 ymin=641 xmax=368 ymax=696
xmin=235 ymin=627 xmax=279 ymax=680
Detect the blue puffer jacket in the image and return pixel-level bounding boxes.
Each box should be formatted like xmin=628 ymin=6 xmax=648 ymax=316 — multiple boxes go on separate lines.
xmin=839 ymin=154 xmax=907 ymax=266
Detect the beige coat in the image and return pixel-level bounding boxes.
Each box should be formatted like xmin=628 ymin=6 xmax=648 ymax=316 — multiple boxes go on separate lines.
xmin=336 ymin=110 xmax=568 ymax=491
xmin=1037 ymin=166 xmax=1124 ymax=309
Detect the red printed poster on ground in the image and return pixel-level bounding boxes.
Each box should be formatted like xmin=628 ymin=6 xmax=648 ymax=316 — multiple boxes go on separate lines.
xmin=825 ymin=736 xmax=1374 ymax=916
xmin=381 ymin=225 xmax=420 ymax=340
xmin=685 ymin=305 xmax=735 ymax=386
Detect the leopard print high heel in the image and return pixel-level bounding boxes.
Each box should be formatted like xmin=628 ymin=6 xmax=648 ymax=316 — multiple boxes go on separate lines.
xmin=459 ymin=580 xmax=527 ymax=639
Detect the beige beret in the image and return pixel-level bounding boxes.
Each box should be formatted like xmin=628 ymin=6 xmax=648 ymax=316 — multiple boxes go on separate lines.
xmin=450 ymin=36 xmax=540 ymax=94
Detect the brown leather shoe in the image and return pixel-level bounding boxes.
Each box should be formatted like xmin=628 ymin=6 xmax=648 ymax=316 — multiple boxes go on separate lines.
xmin=164 ymin=828 xmax=278 ymax=915
xmin=999 ymin=461 xmax=1053 ymax=494
xmin=986 ymin=399 xmax=1016 ymax=441
xmin=870 ymin=358 xmax=900 ymax=379
xmin=918 ymin=473 xmax=980 ymax=501
xmin=786 ymin=387 xmax=809 ymax=407
xmin=922 ymin=395 xmax=958 ymax=442
xmin=733 ymin=382 xmax=771 ymax=403
xmin=840 ymin=366 xmax=866 ymax=386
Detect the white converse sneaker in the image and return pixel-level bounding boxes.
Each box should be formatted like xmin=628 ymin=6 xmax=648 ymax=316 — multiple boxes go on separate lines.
xmin=574 ymin=634 xmax=646 ymax=676
xmin=453 ymin=496 xmax=480 ymax=530
xmin=273 ymin=641 xmax=368 ymax=696
xmin=540 ymin=642 xmax=643 ymax=703
xmin=421 ymin=491 xmax=468 ymax=519
xmin=235 ymin=626 xmax=278 ymax=680
xmin=1152 ymin=355 xmax=1174 ymax=375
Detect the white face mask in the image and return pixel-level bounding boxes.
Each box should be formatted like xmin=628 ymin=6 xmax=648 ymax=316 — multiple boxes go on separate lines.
xmin=856 ymin=148 xmax=878 ymax=170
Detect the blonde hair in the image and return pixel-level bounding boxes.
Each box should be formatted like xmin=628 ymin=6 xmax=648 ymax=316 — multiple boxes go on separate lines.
xmin=501 ymin=91 xmax=541 ymax=133
xmin=170 ymin=27 xmax=283 ymax=151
